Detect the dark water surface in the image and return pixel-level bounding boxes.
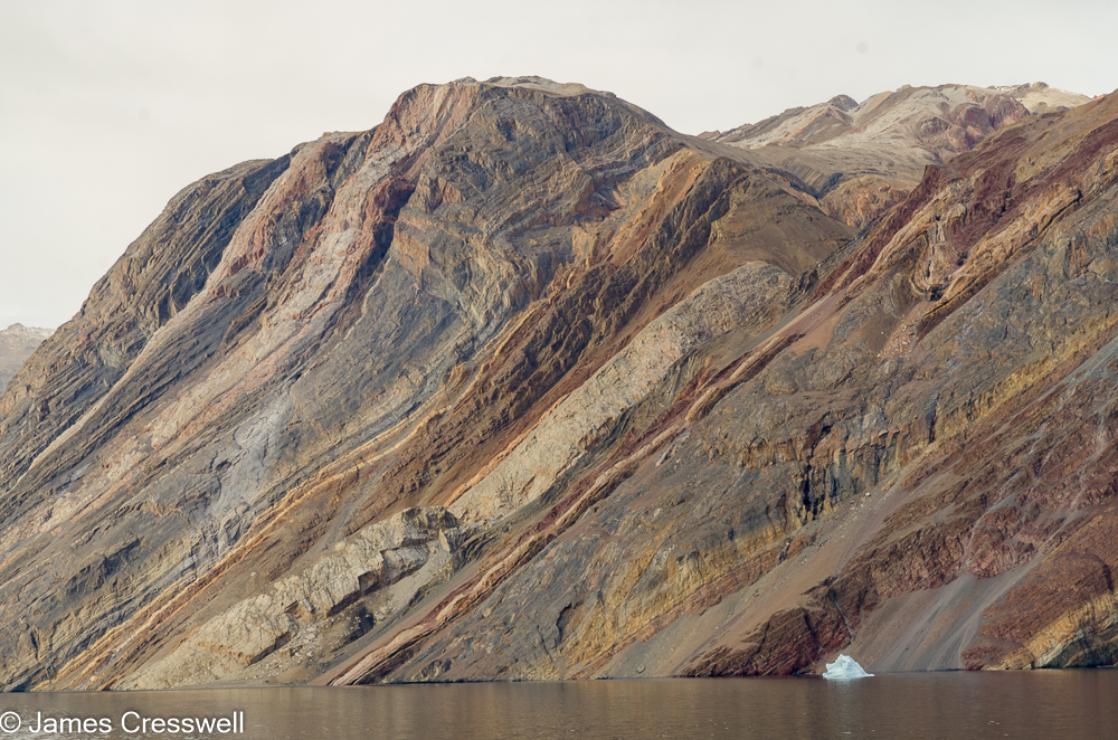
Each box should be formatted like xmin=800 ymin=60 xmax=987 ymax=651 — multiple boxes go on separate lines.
xmin=2 ymin=672 xmax=1114 ymax=739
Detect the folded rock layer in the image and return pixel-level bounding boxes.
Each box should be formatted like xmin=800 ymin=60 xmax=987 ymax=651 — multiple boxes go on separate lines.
xmin=0 ymin=77 xmax=1114 ymax=690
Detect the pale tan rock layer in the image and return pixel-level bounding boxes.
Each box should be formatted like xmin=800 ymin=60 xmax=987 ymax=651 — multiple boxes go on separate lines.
xmin=704 ymin=82 xmax=1090 ymax=228
xmin=0 ymin=77 xmax=1113 ymax=691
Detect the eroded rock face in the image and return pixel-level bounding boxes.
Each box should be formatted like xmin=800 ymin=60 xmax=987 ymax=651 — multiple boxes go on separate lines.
xmin=0 ymin=76 xmax=1114 ymax=690
xmin=120 ymin=508 xmax=467 ymax=688
xmin=0 ymin=324 xmax=51 ymax=392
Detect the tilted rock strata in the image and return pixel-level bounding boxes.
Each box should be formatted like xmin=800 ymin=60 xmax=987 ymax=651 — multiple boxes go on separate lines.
xmin=0 ymin=76 xmax=848 ymax=689
xmin=448 ymin=261 xmax=795 ymax=523
xmin=0 ymin=77 xmax=1114 ymax=690
xmin=120 ymin=508 xmax=467 ymax=688
xmin=326 ymin=87 xmax=1118 ymax=684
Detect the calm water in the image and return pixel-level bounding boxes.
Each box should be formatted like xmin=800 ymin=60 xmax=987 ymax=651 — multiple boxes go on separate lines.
xmin=1 ymin=673 xmax=1114 ymax=739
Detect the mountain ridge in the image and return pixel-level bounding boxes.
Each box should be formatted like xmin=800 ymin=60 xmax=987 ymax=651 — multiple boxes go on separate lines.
xmin=0 ymin=76 xmax=1115 ymax=690
xmin=702 ymin=82 xmax=1092 ymax=228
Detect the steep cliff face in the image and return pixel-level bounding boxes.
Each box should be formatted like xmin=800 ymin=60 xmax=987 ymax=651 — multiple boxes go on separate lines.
xmin=0 ymin=77 xmax=1113 ymax=691
xmin=0 ymin=325 xmax=52 ymax=392
xmin=0 ymin=76 xmax=849 ymax=690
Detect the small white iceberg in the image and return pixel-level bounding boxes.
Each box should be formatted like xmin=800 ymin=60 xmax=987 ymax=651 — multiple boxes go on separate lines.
xmin=822 ymin=654 xmax=873 ymax=680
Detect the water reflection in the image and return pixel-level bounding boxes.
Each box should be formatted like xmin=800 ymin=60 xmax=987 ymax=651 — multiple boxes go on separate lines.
xmin=0 ymin=671 xmax=1112 ymax=739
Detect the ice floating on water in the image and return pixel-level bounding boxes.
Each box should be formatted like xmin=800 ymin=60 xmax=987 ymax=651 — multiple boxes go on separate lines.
xmin=822 ymin=654 xmax=873 ymax=680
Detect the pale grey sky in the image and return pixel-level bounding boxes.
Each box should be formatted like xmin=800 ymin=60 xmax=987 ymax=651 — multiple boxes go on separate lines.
xmin=2 ymin=0 xmax=1115 ymax=328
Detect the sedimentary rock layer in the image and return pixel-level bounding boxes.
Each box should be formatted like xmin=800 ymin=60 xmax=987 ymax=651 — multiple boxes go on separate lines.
xmin=0 ymin=76 xmax=1113 ymax=690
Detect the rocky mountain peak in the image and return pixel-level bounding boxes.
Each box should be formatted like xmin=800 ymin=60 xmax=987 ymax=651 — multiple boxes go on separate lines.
xmin=1 ymin=79 xmax=1116 ymax=692
xmin=701 ymin=82 xmax=1092 ymax=229
xmin=989 ymin=81 xmax=1092 ymax=112
xmin=1 ymin=323 xmax=48 ymax=337
xmin=373 ymin=76 xmax=668 ymax=152
xmin=828 ymin=94 xmax=859 ymax=112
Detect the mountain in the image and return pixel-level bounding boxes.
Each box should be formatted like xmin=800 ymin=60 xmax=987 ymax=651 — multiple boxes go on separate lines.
xmin=0 ymin=76 xmax=1114 ymax=691
xmin=704 ymin=83 xmax=1091 ymax=228
xmin=0 ymin=324 xmax=52 ymax=392
xmin=992 ymin=81 xmax=1095 ymax=112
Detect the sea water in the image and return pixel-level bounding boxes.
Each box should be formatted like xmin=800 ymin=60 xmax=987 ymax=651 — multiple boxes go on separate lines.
xmin=0 ymin=671 xmax=1112 ymax=739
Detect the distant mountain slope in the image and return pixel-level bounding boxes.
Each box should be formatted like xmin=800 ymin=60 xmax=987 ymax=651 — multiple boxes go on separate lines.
xmin=0 ymin=77 xmax=1114 ymax=692
xmin=704 ymin=82 xmax=1090 ymax=228
xmin=0 ymin=324 xmax=51 ymax=391
xmin=993 ymin=81 xmax=1093 ymax=112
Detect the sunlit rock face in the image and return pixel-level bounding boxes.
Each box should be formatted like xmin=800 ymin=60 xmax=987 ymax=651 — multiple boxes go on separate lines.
xmin=0 ymin=77 xmax=1114 ymax=691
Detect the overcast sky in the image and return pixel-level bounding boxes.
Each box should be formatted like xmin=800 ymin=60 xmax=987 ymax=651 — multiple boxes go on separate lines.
xmin=2 ymin=0 xmax=1116 ymax=328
